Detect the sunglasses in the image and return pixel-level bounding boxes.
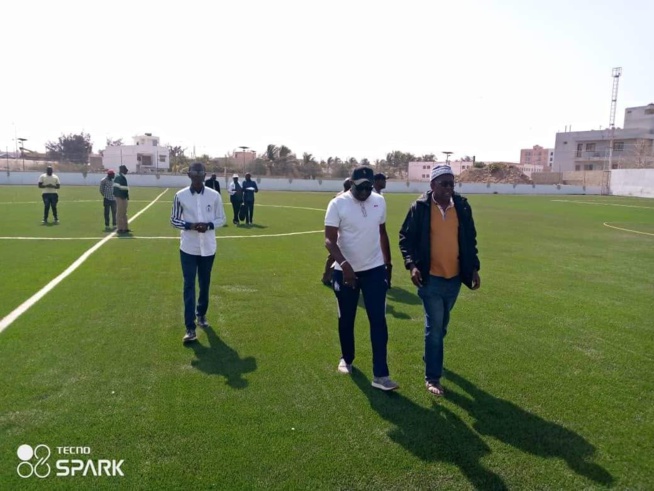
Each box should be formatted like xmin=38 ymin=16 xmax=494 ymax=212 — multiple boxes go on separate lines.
xmin=188 ymin=170 xmax=206 ymax=177
xmin=354 ymin=183 xmax=373 ymax=192
xmin=436 ymin=180 xmax=455 ymax=188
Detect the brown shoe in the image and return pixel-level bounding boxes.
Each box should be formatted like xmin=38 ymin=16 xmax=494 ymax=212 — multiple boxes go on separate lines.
xmin=426 ymin=381 xmax=444 ymax=396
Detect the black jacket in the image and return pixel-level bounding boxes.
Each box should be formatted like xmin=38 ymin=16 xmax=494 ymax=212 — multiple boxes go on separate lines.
xmin=399 ymin=191 xmax=480 ymax=289
xmin=205 ymin=177 xmax=220 ymax=194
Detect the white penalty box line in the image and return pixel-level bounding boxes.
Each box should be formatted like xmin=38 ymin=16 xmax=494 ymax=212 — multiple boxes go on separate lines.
xmin=0 ymin=189 xmax=169 ymax=334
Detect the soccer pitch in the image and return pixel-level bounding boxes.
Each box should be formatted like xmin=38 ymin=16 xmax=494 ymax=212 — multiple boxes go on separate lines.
xmin=1 ymin=185 xmax=653 ymax=490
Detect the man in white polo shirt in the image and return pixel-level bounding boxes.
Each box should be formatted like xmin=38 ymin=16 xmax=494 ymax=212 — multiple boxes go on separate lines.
xmin=324 ymin=166 xmax=398 ymax=391
xmin=37 ymin=165 xmax=61 ymax=224
xmin=171 ymin=162 xmax=226 ymax=344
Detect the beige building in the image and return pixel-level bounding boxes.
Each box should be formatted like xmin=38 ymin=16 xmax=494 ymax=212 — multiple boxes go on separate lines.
xmin=553 ymin=104 xmax=654 ymax=172
xmin=407 ymin=161 xmax=475 ymax=181
xmin=520 ymin=145 xmax=554 ymax=170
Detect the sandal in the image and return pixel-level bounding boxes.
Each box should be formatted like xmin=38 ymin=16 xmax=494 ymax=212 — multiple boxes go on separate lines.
xmin=426 ymin=381 xmax=444 ymax=396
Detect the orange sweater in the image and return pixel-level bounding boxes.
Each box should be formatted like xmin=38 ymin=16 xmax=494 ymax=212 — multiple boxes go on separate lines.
xmin=429 ymin=200 xmax=460 ymax=278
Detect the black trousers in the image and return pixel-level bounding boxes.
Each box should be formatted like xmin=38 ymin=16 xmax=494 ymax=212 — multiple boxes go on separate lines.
xmin=244 ymin=201 xmax=254 ymax=224
xmin=42 ymin=193 xmax=59 ymax=220
xmin=180 ymin=251 xmax=215 ymax=329
xmin=103 ymin=198 xmax=117 ymax=226
xmin=230 ymin=199 xmax=242 ymax=223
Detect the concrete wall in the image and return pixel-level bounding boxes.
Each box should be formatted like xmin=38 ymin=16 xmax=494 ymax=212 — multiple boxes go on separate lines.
xmin=610 ymin=169 xmax=654 ymax=198
xmin=0 ymin=171 xmax=601 ymax=195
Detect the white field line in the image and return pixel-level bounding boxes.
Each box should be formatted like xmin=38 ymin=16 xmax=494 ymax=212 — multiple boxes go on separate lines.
xmin=551 ymin=199 xmax=654 ymax=210
xmin=0 ymin=189 xmax=169 ymax=334
xmin=0 ymin=230 xmax=323 ymax=241
xmin=0 ymin=199 xmax=156 ymax=205
xmin=603 ymin=222 xmax=654 ymax=237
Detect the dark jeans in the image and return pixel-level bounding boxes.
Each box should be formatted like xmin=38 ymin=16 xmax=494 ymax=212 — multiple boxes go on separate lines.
xmin=244 ymin=201 xmax=254 ymax=224
xmin=332 ymin=265 xmax=389 ymax=377
xmin=103 ymin=198 xmax=117 ymax=226
xmin=42 ymin=193 xmax=58 ymax=220
xmin=180 ymin=250 xmax=215 ymax=329
xmin=230 ymin=199 xmax=242 ymax=224
xmin=417 ymin=275 xmax=462 ymax=382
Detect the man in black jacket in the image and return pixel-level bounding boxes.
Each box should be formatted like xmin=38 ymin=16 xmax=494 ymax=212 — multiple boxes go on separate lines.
xmin=399 ymin=164 xmax=481 ymax=397
xmin=204 ymin=173 xmax=221 ymax=194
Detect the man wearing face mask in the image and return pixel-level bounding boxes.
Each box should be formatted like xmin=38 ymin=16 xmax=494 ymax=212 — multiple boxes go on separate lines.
xmin=324 ymin=166 xmax=397 ymax=391
xmin=171 ymin=162 xmax=226 ymax=344
xmin=398 ymin=164 xmax=481 ymax=397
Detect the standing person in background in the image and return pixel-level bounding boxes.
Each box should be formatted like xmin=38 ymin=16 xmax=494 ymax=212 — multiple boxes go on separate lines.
xmin=241 ymin=173 xmax=259 ymax=225
xmin=398 ymin=164 xmax=481 ymax=397
xmin=321 ymin=178 xmax=352 ymax=286
xmin=373 ymin=173 xmax=387 ymax=195
xmin=38 ymin=165 xmax=60 ymax=224
xmin=113 ymin=164 xmax=131 ymax=234
xmin=228 ymin=174 xmax=243 ymax=225
xmin=205 ymin=173 xmax=221 ymax=194
xmin=171 ymin=162 xmax=226 ymax=344
xmin=99 ymin=169 xmax=117 ymax=230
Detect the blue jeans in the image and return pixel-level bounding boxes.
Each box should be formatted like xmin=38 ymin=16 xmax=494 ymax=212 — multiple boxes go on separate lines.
xmin=332 ymin=265 xmax=389 ymax=378
xmin=180 ymin=251 xmax=215 ymax=329
xmin=417 ymin=275 xmax=462 ymax=382
xmin=243 ymin=201 xmax=254 ymax=223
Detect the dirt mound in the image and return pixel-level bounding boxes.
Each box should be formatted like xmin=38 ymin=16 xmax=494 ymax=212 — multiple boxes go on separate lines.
xmin=459 ymin=163 xmax=532 ymax=184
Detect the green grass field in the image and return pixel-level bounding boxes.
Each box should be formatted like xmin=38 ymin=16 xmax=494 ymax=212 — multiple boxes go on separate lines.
xmin=1 ymin=185 xmax=653 ymax=490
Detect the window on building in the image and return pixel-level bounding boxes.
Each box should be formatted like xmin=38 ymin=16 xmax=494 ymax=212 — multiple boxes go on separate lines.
xmin=575 ymin=165 xmax=581 ymax=171
xmin=153 ymin=140 xmax=158 ymax=146
xmin=586 ymin=143 xmax=595 ymax=151
xmin=159 ymin=155 xmax=166 ymax=162
xmin=584 ymin=164 xmax=593 ymax=170
xmin=612 ymin=164 xmax=619 ymax=169
xmin=614 ymin=142 xmax=624 ymax=151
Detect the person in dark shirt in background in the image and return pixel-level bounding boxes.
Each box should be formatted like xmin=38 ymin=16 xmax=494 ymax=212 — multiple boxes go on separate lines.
xmin=241 ymin=173 xmax=259 ymax=225
xmin=205 ymin=173 xmax=221 ymax=194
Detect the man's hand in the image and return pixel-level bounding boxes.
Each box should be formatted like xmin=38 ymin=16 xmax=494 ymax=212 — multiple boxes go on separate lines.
xmin=471 ymin=270 xmax=481 ymax=290
xmin=342 ymin=262 xmax=357 ymax=289
xmin=194 ymin=223 xmax=208 ymax=233
xmin=410 ymin=266 xmax=423 ymax=287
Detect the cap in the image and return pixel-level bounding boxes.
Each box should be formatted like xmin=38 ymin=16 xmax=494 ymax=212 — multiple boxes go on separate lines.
xmin=106 ymin=169 xmax=115 ymax=175
xmin=350 ymin=166 xmax=374 ymax=185
xmin=374 ymin=173 xmax=387 ymax=180
xmin=232 ymin=173 xmax=239 ymax=178
xmin=430 ymin=164 xmax=454 ymax=181
xmin=119 ymin=164 xmax=128 ymax=172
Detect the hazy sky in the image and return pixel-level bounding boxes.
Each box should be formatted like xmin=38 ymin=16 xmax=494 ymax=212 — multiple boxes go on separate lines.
xmin=1 ymin=0 xmax=652 ymax=163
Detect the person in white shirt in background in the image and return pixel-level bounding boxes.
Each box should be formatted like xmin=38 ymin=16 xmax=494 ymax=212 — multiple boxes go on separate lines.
xmin=171 ymin=162 xmax=226 ymax=344
xmin=38 ymin=165 xmax=61 ymax=224
xmin=227 ymin=174 xmax=243 ymax=225
xmin=324 ymin=166 xmax=398 ymax=391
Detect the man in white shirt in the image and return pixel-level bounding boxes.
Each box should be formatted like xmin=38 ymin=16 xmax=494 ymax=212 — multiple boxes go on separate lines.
xmin=37 ymin=165 xmax=61 ymax=224
xmin=324 ymin=166 xmax=397 ymax=391
xmin=171 ymin=162 xmax=226 ymax=344
xmin=227 ymin=174 xmax=243 ymax=225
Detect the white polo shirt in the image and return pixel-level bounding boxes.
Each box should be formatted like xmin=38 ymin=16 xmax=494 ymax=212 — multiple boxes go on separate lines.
xmin=324 ymin=191 xmax=386 ymax=272
xmin=171 ymin=186 xmax=226 ymax=256
xmin=38 ymin=174 xmax=60 ymax=194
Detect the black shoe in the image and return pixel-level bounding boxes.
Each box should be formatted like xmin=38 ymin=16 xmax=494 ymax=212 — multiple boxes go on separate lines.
xmin=197 ymin=315 xmax=209 ymax=328
xmin=183 ymin=329 xmax=197 ymax=344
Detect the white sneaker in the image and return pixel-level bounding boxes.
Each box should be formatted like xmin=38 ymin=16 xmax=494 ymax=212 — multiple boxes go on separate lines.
xmin=337 ymin=358 xmax=352 ymax=374
xmin=371 ymin=376 xmax=399 ymax=391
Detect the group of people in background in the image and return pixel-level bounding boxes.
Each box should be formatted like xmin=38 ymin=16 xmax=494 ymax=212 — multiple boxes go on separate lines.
xmin=324 ymin=164 xmax=481 ymax=396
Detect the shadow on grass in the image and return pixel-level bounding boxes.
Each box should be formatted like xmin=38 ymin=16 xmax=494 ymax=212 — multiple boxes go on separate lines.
xmin=445 ymin=371 xmax=614 ymax=487
xmin=387 ymin=285 xmax=421 ymax=306
xmin=188 ymin=325 xmax=257 ymax=389
xmin=352 ymin=368 xmax=507 ymax=490
xmin=240 ymin=223 xmax=267 ymax=229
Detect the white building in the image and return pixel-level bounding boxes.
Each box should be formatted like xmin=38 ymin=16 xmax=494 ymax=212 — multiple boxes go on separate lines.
xmin=407 ymin=161 xmax=475 ymax=181
xmin=553 ymin=104 xmax=654 ymax=172
xmin=514 ymin=163 xmax=545 ymax=178
xmin=102 ymin=133 xmax=170 ymax=173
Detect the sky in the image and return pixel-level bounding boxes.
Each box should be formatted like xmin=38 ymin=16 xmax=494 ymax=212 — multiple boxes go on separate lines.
xmin=1 ymin=0 xmax=653 ymax=163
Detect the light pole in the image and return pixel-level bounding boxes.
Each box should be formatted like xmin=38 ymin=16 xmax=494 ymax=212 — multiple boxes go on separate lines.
xmin=443 ymin=151 xmax=453 ymax=164
xmin=239 ymin=146 xmax=249 ymax=170
xmin=18 ymin=138 xmax=27 ymax=171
